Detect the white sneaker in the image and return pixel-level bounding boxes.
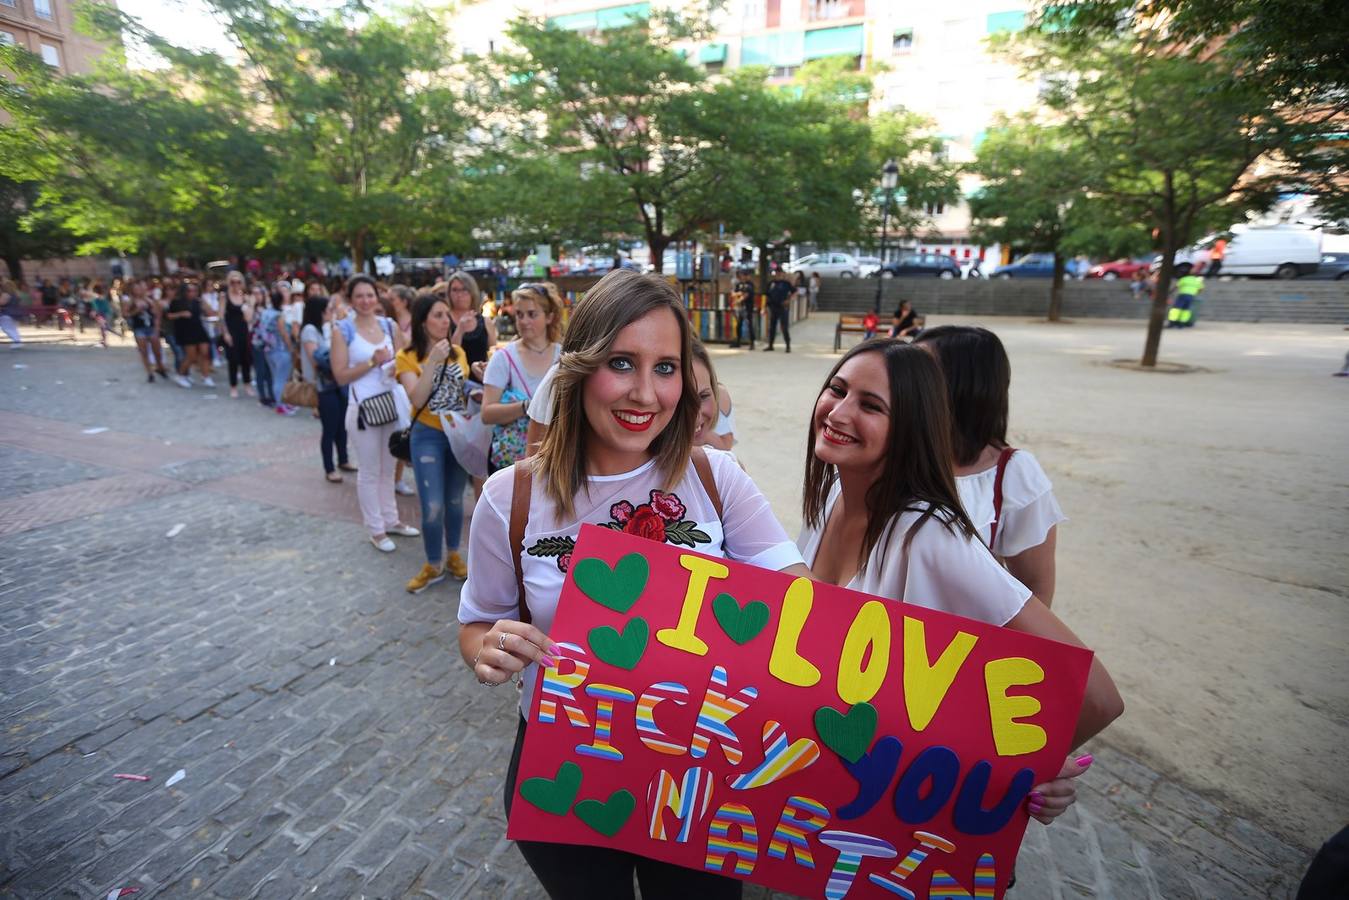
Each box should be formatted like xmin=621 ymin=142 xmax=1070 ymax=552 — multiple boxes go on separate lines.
xmin=175 ymin=375 xmax=192 ymax=389
xmin=386 ymin=523 xmax=420 ymax=537
xmin=370 ymin=535 xmax=396 ymax=552
xmin=395 ymin=481 xmax=416 ymax=496
xmin=202 ymin=376 xmax=216 ymax=388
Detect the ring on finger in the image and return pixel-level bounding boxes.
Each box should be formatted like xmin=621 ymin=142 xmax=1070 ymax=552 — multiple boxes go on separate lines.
xmin=497 ymin=632 xmax=509 ymax=651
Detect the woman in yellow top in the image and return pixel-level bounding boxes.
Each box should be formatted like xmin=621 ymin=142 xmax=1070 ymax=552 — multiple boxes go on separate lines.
xmin=395 ymin=293 xmax=473 ymax=592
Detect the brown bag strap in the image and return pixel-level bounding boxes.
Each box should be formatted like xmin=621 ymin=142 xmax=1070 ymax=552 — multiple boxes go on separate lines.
xmin=690 ymin=446 xmax=723 ymax=521
xmin=990 ymin=447 xmax=1017 ymax=548
xmin=510 ymin=462 xmax=533 ymax=624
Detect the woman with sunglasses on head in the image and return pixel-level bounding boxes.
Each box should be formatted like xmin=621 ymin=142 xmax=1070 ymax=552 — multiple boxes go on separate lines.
xmin=915 ymin=325 xmax=1065 ymax=606
xmin=797 ymin=339 xmax=1123 ymax=829
xmin=480 ymin=283 xmax=563 ymax=473
xmin=330 ymin=274 xmax=417 ymax=552
xmin=458 ymin=269 xmax=809 ymax=900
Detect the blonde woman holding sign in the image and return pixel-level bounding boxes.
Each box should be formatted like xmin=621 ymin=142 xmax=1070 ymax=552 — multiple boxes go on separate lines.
xmin=797 ymin=339 xmax=1123 ymax=825
xmin=457 ymin=269 xmax=808 ymax=899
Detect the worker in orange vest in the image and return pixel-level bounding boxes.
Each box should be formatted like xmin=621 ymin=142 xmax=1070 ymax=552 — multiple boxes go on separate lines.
xmin=1207 ymin=236 xmax=1228 ymax=278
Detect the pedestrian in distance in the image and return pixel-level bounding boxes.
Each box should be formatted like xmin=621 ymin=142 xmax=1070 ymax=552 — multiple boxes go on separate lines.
xmin=797 ymin=338 xmax=1123 ymax=824
xmin=890 ymin=300 xmax=920 ymax=340
xmin=249 ymin=284 xmax=277 ymax=407
xmin=728 ymin=271 xmax=756 ymax=349
xmin=220 ymin=272 xmax=255 ymax=399
xmin=390 ymin=283 xmax=419 ymax=496
xmin=0 ymin=277 xmax=22 ymax=345
xmin=916 ymin=325 xmax=1065 ymax=605
xmin=808 ymin=271 xmax=822 ymax=311
xmin=165 ymin=281 xmax=214 ymax=388
xmin=301 ymin=296 xmax=352 ymax=483
xmin=446 ymin=271 xmax=497 ymax=370
xmin=1206 ymin=234 xmax=1228 ymax=279
xmin=763 ymin=269 xmax=793 ymax=352
xmin=330 ymin=274 xmax=419 ymax=553
xmin=458 ymin=268 xmax=809 ymax=900
xmin=794 ymin=269 xmax=808 ymax=309
xmin=122 ymin=279 xmax=165 ymax=380
xmin=861 ymin=309 xmax=880 ymax=340
xmin=257 ymin=285 xmax=297 ymax=413
xmin=396 ymin=292 xmax=474 ymax=592
xmin=1168 ymin=272 xmax=1204 ymax=328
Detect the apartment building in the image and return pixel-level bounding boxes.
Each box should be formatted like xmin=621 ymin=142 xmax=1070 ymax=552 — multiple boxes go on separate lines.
xmin=0 ymin=0 xmax=110 ymax=75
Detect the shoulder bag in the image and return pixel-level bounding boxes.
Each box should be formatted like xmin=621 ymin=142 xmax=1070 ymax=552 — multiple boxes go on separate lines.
xmin=388 ymin=361 xmax=444 ymax=462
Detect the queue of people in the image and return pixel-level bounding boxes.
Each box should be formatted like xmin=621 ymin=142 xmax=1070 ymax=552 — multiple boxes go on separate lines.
xmin=455 ymin=267 xmax=1122 ymax=899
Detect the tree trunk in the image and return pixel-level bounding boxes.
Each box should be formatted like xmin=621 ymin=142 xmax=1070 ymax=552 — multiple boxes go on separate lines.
xmin=647 ymin=231 xmax=670 ymax=273
xmin=757 ymin=242 xmax=770 ymax=298
xmin=2 ymin=254 xmax=21 ymax=282
xmin=1141 ymin=239 xmax=1176 ymax=368
xmin=350 ymin=231 xmax=366 ymax=275
xmin=154 ymin=245 xmax=168 ymax=276
xmin=1048 ymin=252 xmax=1066 ymax=322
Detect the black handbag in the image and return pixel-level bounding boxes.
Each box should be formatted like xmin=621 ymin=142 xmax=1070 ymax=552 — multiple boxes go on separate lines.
xmin=388 ymin=363 xmax=444 ymax=462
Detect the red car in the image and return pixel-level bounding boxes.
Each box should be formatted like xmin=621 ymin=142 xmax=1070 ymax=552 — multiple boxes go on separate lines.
xmin=1086 ymin=258 xmax=1150 ymax=280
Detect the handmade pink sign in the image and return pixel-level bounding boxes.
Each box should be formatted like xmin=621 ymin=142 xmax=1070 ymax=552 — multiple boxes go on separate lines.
xmin=508 ymin=525 xmax=1094 ymax=899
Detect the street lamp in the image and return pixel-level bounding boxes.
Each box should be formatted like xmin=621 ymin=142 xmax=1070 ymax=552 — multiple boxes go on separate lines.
xmin=874 ymin=158 xmax=900 ymax=313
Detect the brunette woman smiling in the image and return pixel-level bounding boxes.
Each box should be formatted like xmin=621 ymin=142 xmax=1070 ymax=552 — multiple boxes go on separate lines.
xmin=457 ymin=269 xmax=808 ymax=899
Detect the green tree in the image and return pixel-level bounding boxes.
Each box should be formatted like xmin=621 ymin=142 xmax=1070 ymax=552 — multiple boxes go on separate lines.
xmin=1014 ymin=36 xmax=1283 ymax=366
xmin=0 ymin=177 xmax=76 ymax=281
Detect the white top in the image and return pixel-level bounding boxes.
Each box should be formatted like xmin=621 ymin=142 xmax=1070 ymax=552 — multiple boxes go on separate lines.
xmin=283 ymin=300 xmax=304 ymax=327
xmin=527 ymin=364 xmax=558 ymax=425
xmin=460 ymin=449 xmax=804 ymax=711
xmin=956 ymin=450 xmax=1066 ymax=558
xmin=714 ymin=399 xmax=736 ymax=439
xmin=341 ymin=317 xmax=408 ymax=425
xmin=485 ymin=342 xmax=560 ymax=401
xmin=796 ymin=482 xmax=1030 ymax=627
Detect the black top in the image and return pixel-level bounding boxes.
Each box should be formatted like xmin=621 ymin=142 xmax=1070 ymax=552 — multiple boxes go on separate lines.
xmin=733 ymin=279 xmax=756 ymax=311
xmin=766 ymin=278 xmax=794 ymax=306
xmin=454 ymin=313 xmax=490 ymax=366
xmin=223 ymin=295 xmax=248 ymax=330
xmin=129 ymin=300 xmax=156 ymax=332
xmin=169 ymin=297 xmax=209 ymax=345
xmin=890 ymin=310 xmax=917 ymax=337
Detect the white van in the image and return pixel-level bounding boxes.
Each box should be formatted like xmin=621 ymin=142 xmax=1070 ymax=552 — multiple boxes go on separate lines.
xmin=1173 ymin=226 xmax=1322 ymax=279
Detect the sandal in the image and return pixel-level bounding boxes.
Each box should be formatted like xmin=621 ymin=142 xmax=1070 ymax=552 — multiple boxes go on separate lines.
xmin=325 ymin=472 xmax=343 ymax=484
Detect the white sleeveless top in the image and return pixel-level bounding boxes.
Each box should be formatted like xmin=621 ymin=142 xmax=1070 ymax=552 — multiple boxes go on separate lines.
xmin=343 ymin=316 xmax=410 ymax=424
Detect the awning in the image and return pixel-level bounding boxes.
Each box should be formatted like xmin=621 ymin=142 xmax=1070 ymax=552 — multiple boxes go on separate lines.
xmin=741 ymin=31 xmax=805 ymax=67
xmin=985 ymin=10 xmax=1025 ymax=33
xmin=699 ymin=42 xmax=727 ymax=64
xmin=548 ymin=2 xmax=649 ymax=32
xmin=803 ymin=24 xmax=864 ymax=60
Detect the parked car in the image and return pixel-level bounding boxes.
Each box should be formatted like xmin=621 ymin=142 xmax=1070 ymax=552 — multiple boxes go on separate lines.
xmin=871 ymin=253 xmax=962 ymax=279
xmin=1302 ymin=252 xmax=1349 ymax=280
xmin=856 ymin=256 xmax=882 ymax=277
xmin=1087 ymin=258 xmax=1151 ymax=280
xmin=784 ymin=252 xmax=861 ymax=278
xmin=1166 ymin=227 xmax=1322 ymax=279
xmin=991 ymin=253 xmax=1088 ymax=279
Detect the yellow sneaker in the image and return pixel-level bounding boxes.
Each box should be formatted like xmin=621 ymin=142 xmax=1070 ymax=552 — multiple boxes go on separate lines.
xmin=406 ymin=563 xmax=446 ymax=594
xmin=445 ymin=551 xmax=468 ymax=580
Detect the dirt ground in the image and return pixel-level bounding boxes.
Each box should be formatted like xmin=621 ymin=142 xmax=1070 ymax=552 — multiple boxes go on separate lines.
xmin=712 ymin=313 xmax=1349 ymax=852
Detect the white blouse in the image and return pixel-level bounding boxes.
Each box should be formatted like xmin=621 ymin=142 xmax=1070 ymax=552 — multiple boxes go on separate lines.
xmin=956 ymin=450 xmax=1065 ymax=558
xmin=460 ymin=448 xmax=803 ymax=711
xmin=797 ymin=482 xmax=1030 ymax=627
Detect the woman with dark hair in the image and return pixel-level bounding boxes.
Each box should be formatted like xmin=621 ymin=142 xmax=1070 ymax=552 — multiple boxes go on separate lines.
xmin=797 ymin=338 xmax=1122 ymax=824
xmin=123 ymin=279 xmax=166 ymax=382
xmin=331 ymin=274 xmax=417 ymax=552
xmin=301 ymin=297 xmax=352 ymax=481
xmin=457 ymin=268 xmax=808 ymax=899
xmin=915 ymin=325 xmax=1065 ymax=605
xmin=395 ymin=293 xmax=472 ymax=591
xmin=165 ymin=281 xmax=214 ymax=388
xmin=256 ymin=285 xmax=296 ymax=415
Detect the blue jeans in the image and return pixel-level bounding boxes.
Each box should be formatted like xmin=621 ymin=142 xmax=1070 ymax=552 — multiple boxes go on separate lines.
xmin=317 ymin=387 xmax=349 ymax=473
xmin=410 ymin=421 xmax=468 ymax=564
xmin=266 ymin=348 xmax=292 ymax=407
xmin=253 ymin=346 xmax=274 ymax=405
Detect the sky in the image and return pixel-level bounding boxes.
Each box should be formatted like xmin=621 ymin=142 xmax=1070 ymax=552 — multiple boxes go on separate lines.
xmin=115 ymin=0 xmax=239 ymax=62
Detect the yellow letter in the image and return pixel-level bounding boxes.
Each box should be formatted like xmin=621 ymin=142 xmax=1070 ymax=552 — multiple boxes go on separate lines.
xmin=837 ymin=600 xmax=891 ymax=705
xmin=656 ymin=555 xmax=729 ymax=656
xmin=768 ymin=577 xmax=821 ymax=687
xmin=984 ymin=657 xmax=1047 ymax=756
xmin=902 ymin=617 xmax=977 ymax=732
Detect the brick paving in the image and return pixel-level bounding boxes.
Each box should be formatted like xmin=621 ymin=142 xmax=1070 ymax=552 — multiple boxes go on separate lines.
xmin=0 ymin=345 xmax=1316 ymax=899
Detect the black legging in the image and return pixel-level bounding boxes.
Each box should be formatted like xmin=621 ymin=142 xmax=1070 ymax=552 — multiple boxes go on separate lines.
xmin=766 ymin=302 xmax=790 ymax=349
xmin=224 ymin=320 xmax=252 ymax=387
xmin=504 ymin=717 xmax=743 ymax=900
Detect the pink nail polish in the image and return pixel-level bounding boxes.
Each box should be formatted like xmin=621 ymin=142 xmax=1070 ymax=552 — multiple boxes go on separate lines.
xmin=549 ymin=644 xmax=565 ymax=656
xmin=540 ymin=656 xmax=558 ymax=668
xmin=1076 ymin=754 xmax=1094 ymax=768
xmin=1030 ymin=791 xmax=1045 ymax=804
xmin=1029 ymin=802 xmax=1043 ymax=814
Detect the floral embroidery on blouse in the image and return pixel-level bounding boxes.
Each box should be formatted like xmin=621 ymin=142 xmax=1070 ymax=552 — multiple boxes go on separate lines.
xmin=526 ymin=489 xmax=712 ymax=572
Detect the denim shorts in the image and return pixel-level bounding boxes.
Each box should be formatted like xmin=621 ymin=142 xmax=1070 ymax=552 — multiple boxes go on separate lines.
xmin=133 ymin=326 xmax=156 ymax=340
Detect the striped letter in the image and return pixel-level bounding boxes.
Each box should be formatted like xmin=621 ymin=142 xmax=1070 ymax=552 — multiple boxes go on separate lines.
xmin=647 ymin=766 xmax=714 ymax=843
xmin=690 ymin=665 xmax=757 ymax=764
xmin=768 ymin=795 xmax=831 ymax=869
xmin=537 ymin=642 xmax=591 ymax=728
xmin=576 ymin=683 xmax=635 ymax=762
xmin=705 ymin=802 xmax=759 ymax=876
xmin=636 ymin=681 xmax=690 ymax=756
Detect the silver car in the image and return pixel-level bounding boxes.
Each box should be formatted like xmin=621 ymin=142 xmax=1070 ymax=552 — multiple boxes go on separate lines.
xmin=785 ymin=252 xmax=861 ymax=278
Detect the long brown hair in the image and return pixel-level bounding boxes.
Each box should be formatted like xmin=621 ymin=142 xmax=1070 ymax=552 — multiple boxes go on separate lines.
xmin=802 ymin=339 xmax=978 ymax=568
xmin=535 ymin=269 xmax=698 ymax=519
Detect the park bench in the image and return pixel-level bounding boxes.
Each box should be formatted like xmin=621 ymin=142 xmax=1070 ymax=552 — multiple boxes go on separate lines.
xmin=834 ymin=313 xmax=872 ymax=352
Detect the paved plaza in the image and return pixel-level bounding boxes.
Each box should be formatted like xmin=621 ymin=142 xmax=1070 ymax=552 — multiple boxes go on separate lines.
xmin=1 ymin=314 xmax=1343 ymax=899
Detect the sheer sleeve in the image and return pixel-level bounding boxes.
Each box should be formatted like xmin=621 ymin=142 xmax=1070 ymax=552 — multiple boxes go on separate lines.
xmin=707 ymin=449 xmax=804 ymax=571
xmin=901 ymin=518 xmax=1030 ymax=626
xmin=994 ymin=453 xmax=1066 ymax=558
xmin=457 ymin=472 xmax=522 ymax=625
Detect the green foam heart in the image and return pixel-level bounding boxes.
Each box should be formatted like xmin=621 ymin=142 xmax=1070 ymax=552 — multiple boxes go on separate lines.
xmin=519 ymin=760 xmax=582 ymax=816
xmin=574 ymin=789 xmax=636 ymax=837
xmin=814 ymin=702 xmax=878 ymax=764
xmin=588 ymin=617 xmax=649 ymax=670
xmin=711 ymin=593 xmax=771 ymax=645
xmin=572 ymin=553 xmax=649 ymax=613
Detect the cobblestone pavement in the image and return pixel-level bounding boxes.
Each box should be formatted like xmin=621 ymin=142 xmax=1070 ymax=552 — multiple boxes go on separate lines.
xmin=0 ymin=342 xmax=1316 ymax=899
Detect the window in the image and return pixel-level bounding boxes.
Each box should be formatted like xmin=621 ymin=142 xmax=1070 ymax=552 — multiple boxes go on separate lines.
xmin=925 ymin=201 xmax=946 ymax=216
xmin=34 ymin=0 xmax=53 ymax=18
xmin=0 ymin=31 xmax=14 ymax=44
xmin=40 ymin=42 xmax=60 ymax=67
xmin=892 ymin=28 xmax=913 ymax=53
xmin=0 ymin=0 xmax=15 ymax=9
